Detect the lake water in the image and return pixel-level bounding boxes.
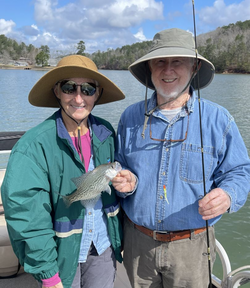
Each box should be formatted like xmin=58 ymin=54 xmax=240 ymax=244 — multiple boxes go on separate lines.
xmin=0 ymin=68 xmax=250 ymax=283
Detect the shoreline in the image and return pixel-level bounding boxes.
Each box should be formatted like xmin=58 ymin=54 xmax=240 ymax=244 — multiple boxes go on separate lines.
xmin=0 ymin=65 xmax=53 ymax=71
xmin=1 ymin=65 xmax=250 ymax=75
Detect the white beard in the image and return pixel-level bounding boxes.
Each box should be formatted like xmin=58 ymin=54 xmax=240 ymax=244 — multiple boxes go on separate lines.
xmin=156 ymin=86 xmax=183 ymax=103
xmin=154 ymin=83 xmax=191 ymax=109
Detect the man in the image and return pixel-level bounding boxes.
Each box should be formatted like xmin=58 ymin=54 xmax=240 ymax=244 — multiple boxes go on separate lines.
xmin=112 ymin=28 xmax=250 ymax=288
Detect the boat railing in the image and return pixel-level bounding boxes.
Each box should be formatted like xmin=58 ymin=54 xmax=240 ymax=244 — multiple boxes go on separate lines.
xmin=211 ymin=239 xmax=250 ymax=287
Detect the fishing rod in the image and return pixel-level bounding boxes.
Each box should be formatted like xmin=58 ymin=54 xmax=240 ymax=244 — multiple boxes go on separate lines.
xmin=191 ymin=1 xmax=213 ymax=287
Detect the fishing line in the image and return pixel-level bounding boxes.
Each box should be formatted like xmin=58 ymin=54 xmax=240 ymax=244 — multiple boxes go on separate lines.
xmin=192 ymin=1 xmax=212 ymax=287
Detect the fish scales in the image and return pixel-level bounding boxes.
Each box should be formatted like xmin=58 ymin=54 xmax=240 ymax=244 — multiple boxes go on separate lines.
xmin=61 ymin=161 xmax=122 ymax=208
xmin=70 ymin=167 xmax=110 ymax=201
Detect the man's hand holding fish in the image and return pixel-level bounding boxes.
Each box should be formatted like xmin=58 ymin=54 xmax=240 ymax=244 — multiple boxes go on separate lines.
xmin=112 ymin=169 xmax=137 ymax=193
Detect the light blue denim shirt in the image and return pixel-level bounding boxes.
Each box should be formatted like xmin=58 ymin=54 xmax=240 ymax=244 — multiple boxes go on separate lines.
xmin=78 ymin=155 xmax=111 ymax=262
xmin=76 ymin=124 xmax=111 ymax=262
xmin=115 ymin=89 xmax=250 ymax=231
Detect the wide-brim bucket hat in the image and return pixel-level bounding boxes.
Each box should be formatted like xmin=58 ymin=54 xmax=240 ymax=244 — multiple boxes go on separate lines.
xmin=29 ymin=55 xmax=125 ymax=107
xmin=129 ymin=28 xmax=215 ymax=90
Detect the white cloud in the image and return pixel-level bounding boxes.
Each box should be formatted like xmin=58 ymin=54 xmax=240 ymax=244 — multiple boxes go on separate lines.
xmin=29 ymin=0 xmax=163 ymax=53
xmin=31 ymin=25 xmax=39 ymax=31
xmin=0 ymin=19 xmax=15 ymax=35
xmin=33 ymin=0 xmax=163 ymax=31
xmin=1 ymin=0 xmax=164 ymax=54
xmin=29 ymin=32 xmax=61 ymax=48
xmin=199 ymin=0 xmax=250 ymax=29
xmin=34 ymin=0 xmax=54 ymax=23
xmin=134 ymin=28 xmax=147 ymax=41
xmin=22 ymin=25 xmax=40 ymax=37
xmin=104 ymin=0 xmax=164 ymax=27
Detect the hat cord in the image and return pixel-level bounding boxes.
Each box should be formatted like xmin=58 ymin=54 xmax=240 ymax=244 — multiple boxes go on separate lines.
xmin=141 ymin=64 xmax=196 ymax=139
xmin=52 ymin=86 xmax=104 ymax=166
xmin=93 ymin=88 xmax=104 ymax=106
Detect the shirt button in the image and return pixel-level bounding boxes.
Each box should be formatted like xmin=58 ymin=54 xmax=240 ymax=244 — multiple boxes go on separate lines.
xmin=88 ymin=212 xmax=92 ymax=215
xmin=158 ymin=220 xmax=161 ymax=223
xmin=160 ymin=195 xmax=163 ymax=199
xmin=166 ymin=148 xmax=169 ymax=152
xmin=89 ymin=229 xmax=92 ymax=233
xmin=162 ymin=172 xmax=166 ymax=176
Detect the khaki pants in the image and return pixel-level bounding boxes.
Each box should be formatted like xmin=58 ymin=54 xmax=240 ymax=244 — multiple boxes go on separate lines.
xmin=123 ymin=217 xmax=216 ymax=288
xmin=37 ymin=244 xmax=116 ymax=288
xmin=72 ymin=244 xmax=116 ymax=288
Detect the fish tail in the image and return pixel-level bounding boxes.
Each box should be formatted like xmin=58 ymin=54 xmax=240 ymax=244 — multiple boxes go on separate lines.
xmin=54 ymin=191 xmax=71 ymax=208
xmin=62 ymin=196 xmax=71 ymax=208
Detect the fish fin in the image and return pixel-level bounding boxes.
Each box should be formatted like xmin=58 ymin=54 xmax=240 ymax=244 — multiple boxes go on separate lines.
xmin=54 ymin=191 xmax=71 ymax=208
xmin=62 ymin=196 xmax=71 ymax=208
xmin=80 ymin=195 xmax=100 ymax=209
xmin=103 ymin=186 xmax=112 ymax=195
xmin=54 ymin=191 xmax=60 ymax=197
xmin=71 ymin=173 xmax=88 ymax=188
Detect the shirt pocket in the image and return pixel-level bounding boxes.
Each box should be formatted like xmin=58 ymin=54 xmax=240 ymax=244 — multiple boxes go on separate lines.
xmin=179 ymin=143 xmax=215 ymax=184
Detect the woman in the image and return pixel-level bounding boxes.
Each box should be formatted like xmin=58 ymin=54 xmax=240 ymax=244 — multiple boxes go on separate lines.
xmin=1 ymin=55 xmax=124 ymax=288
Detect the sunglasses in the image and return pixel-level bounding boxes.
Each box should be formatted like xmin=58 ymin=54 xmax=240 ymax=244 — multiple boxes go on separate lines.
xmin=149 ymin=112 xmax=189 ymax=143
xmin=57 ymin=80 xmax=98 ymax=96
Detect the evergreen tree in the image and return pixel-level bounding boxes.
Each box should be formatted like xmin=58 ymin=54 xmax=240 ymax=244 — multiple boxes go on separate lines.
xmin=35 ymin=45 xmax=50 ymax=66
xmin=76 ymin=41 xmax=86 ymax=55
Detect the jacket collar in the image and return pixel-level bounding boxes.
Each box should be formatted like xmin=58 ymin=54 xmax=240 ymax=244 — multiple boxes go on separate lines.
xmin=56 ymin=110 xmax=112 ymax=143
xmin=88 ymin=114 xmax=112 ymax=143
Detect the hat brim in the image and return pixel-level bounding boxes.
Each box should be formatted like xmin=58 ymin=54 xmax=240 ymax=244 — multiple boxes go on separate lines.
xmin=128 ymin=47 xmax=215 ymax=90
xmin=29 ymin=66 xmax=125 ymax=107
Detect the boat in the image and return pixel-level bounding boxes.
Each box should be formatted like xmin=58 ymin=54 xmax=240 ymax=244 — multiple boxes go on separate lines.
xmin=0 ymin=131 xmax=250 ymax=288
xmin=0 ymin=132 xmax=25 ymax=280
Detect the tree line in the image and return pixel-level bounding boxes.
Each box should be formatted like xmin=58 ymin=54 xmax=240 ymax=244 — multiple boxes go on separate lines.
xmin=197 ymin=20 xmax=250 ymax=73
xmin=1 ymin=20 xmax=250 ymax=73
xmin=91 ymin=20 xmax=250 ymax=73
xmin=0 ymin=34 xmax=39 ymax=65
xmin=0 ymin=36 xmax=87 ymax=67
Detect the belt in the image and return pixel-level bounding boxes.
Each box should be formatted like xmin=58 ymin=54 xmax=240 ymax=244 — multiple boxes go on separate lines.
xmin=128 ymin=218 xmax=206 ymax=242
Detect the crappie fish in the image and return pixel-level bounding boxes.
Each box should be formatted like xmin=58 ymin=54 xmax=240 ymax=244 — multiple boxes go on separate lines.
xmin=61 ymin=161 xmax=122 ymax=208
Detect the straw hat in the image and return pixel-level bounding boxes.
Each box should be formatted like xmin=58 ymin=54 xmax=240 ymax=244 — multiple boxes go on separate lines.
xmin=129 ymin=28 xmax=215 ymax=90
xmin=29 ymin=55 xmax=125 ymax=107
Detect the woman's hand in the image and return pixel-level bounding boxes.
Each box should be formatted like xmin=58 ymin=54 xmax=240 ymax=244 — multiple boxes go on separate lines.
xmin=42 ymin=282 xmax=63 ymax=288
xmin=112 ymin=170 xmax=136 ymax=193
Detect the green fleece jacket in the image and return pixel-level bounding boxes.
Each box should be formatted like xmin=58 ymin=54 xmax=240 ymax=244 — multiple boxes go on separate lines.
xmin=1 ymin=110 xmax=123 ymax=287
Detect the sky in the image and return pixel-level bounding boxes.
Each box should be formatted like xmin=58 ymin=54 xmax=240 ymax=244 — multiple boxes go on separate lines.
xmin=1 ymin=0 xmax=250 ymax=55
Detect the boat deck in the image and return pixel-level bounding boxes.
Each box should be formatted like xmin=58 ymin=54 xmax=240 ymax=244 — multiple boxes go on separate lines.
xmin=0 ymin=262 xmax=131 ymax=288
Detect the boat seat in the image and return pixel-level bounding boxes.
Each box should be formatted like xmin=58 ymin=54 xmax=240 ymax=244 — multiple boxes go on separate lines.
xmin=0 ymin=169 xmax=23 ymax=278
xmin=0 ymin=131 xmax=25 ymax=151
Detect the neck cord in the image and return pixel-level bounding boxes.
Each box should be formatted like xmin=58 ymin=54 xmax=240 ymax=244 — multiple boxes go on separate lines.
xmin=52 ymin=88 xmax=103 ymax=165
xmin=141 ymin=64 xmax=196 ymax=139
xmin=53 ymin=92 xmax=86 ymax=162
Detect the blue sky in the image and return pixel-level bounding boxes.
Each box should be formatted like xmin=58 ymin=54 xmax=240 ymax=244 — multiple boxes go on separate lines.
xmin=1 ymin=0 xmax=250 ymax=55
